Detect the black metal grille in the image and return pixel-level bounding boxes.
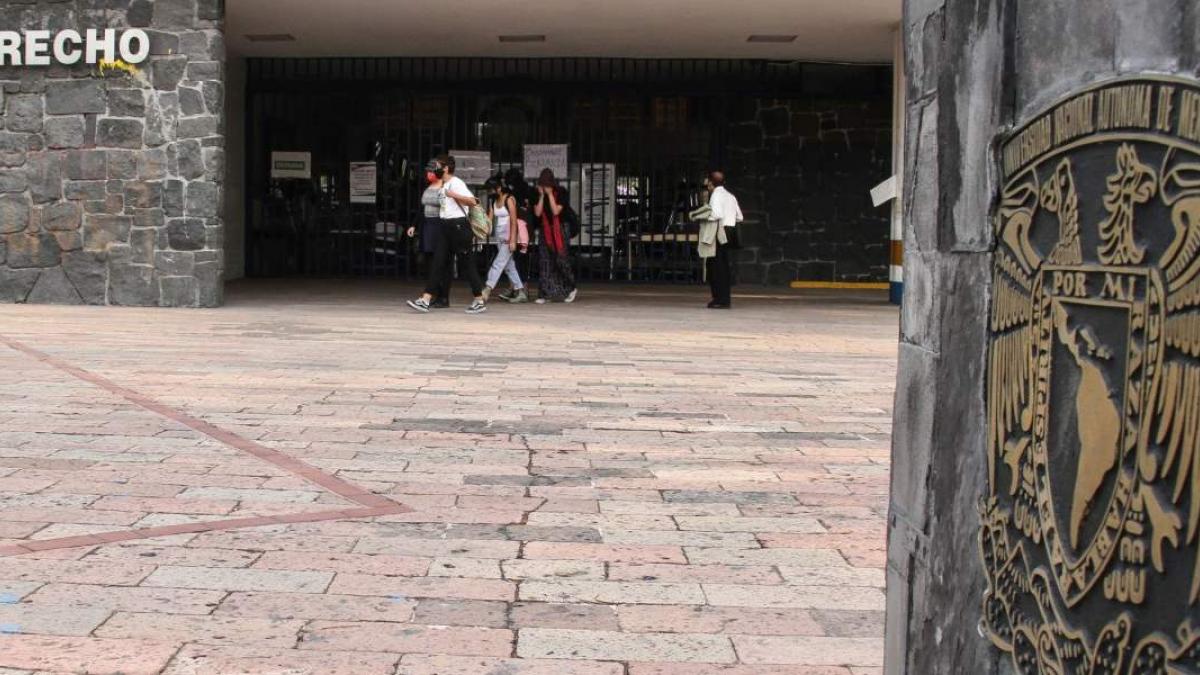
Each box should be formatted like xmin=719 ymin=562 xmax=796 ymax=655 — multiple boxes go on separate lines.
xmin=244 ymin=58 xmax=889 ymax=283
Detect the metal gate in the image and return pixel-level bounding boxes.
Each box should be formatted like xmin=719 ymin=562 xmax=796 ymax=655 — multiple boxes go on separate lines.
xmin=244 ymin=58 xmax=852 ymax=283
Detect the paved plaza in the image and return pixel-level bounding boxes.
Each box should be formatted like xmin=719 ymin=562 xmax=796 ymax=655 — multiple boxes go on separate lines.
xmin=0 ymin=282 xmax=897 ymax=674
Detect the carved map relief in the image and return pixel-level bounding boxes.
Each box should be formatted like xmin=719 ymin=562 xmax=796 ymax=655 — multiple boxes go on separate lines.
xmin=984 ymin=77 xmax=1200 ymax=675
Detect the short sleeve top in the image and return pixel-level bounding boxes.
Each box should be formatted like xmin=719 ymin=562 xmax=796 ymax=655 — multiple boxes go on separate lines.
xmin=439 ymin=176 xmax=472 ymax=220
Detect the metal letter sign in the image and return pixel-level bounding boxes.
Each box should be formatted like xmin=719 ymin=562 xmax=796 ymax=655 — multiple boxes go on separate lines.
xmin=983 ymin=76 xmax=1200 ymax=674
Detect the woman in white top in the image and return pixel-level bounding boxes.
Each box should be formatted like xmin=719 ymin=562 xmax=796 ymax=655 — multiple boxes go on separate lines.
xmin=483 ymin=175 xmax=528 ymax=303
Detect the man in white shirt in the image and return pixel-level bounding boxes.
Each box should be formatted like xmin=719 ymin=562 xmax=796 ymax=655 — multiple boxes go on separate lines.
xmin=704 ymin=171 xmax=743 ymax=308
xmin=408 ymin=155 xmax=488 ymax=314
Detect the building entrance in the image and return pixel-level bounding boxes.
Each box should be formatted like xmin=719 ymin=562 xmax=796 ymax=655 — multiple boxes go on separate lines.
xmin=244 ymin=58 xmax=893 ymax=285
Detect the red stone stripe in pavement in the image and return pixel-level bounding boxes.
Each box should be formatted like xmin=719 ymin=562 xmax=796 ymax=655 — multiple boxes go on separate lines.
xmin=0 ymin=334 xmax=413 ymax=558
xmin=0 ymin=505 xmax=406 ymax=557
xmin=0 ymin=334 xmax=398 ymax=509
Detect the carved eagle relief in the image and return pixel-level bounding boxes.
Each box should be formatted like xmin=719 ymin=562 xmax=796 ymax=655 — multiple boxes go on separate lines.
xmin=981 ymin=78 xmax=1200 ymax=675
xmin=1149 ymin=151 xmax=1200 ymax=601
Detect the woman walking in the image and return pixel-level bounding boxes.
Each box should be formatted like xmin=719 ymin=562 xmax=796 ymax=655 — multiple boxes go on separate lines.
xmin=407 ymin=162 xmax=450 ymax=307
xmin=483 ymin=176 xmax=529 ymax=303
xmin=407 ymin=154 xmax=488 ymax=314
xmin=533 ymin=169 xmax=577 ymax=304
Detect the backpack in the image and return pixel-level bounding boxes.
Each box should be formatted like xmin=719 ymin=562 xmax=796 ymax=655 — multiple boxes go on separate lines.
xmin=468 ymin=204 xmax=492 ymax=241
xmin=561 ymin=201 xmax=580 ymax=239
xmin=516 ymin=218 xmax=530 ymax=249
xmin=559 ymin=190 xmax=581 ymax=240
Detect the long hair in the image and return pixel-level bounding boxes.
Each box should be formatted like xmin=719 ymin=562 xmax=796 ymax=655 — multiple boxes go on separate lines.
xmin=504 ymin=168 xmax=537 ymax=208
xmin=484 ymin=174 xmax=511 ymax=211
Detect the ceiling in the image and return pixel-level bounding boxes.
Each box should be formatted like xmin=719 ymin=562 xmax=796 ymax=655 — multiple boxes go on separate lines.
xmin=226 ymin=0 xmax=901 ymax=62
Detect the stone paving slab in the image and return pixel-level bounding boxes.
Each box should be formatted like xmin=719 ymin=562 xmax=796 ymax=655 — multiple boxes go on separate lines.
xmin=0 ymin=281 xmax=896 ymax=672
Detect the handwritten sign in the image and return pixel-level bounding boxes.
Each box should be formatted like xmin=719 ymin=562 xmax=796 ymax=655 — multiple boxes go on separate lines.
xmin=524 ymin=144 xmax=569 ymax=181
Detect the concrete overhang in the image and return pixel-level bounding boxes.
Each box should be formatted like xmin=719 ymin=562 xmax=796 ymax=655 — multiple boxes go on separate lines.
xmin=226 ymin=0 xmax=901 ymax=63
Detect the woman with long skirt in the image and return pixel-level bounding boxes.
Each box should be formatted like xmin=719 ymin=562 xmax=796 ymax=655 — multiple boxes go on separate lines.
xmin=532 ymin=169 xmax=577 ymax=304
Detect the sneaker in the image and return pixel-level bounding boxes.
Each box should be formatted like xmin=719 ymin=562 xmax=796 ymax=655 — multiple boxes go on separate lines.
xmin=497 ymin=288 xmax=516 ymax=302
xmin=508 ymin=289 xmax=529 ymax=304
xmin=565 ymin=289 xmax=578 ymax=304
xmin=535 ymin=298 xmax=547 ymax=305
xmin=465 ymin=299 xmax=488 ymax=314
xmin=407 ymin=298 xmax=431 ymax=313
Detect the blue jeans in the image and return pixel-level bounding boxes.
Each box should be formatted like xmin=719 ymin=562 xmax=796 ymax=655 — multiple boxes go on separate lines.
xmin=486 ymin=244 xmax=524 ymax=290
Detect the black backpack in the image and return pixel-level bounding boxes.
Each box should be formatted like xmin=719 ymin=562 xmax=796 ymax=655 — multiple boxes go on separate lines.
xmin=558 ymin=188 xmax=581 ymax=239
xmin=561 ymin=205 xmax=581 ymax=239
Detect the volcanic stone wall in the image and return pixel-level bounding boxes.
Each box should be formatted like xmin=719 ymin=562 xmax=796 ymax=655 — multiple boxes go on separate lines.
xmin=886 ymin=0 xmax=1198 ymax=673
xmin=0 ymin=0 xmax=224 ymax=306
xmin=726 ymin=93 xmax=893 ymax=285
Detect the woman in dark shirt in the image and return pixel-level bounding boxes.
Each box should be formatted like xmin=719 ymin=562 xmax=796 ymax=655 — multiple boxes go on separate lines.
xmin=407 ymin=164 xmax=450 ymax=307
xmin=532 ymin=169 xmax=577 ymax=304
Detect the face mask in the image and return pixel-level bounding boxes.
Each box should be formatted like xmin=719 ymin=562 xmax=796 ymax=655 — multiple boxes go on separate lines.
xmin=425 ymin=172 xmax=437 ymax=184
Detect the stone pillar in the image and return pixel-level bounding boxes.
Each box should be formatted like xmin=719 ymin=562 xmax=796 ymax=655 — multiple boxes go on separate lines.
xmin=887 ymin=0 xmax=1199 ymax=673
xmin=0 ymin=0 xmax=225 ymax=307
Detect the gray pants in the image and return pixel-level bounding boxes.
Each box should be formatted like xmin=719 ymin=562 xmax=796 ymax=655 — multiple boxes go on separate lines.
xmin=486 ymin=245 xmax=524 ymax=290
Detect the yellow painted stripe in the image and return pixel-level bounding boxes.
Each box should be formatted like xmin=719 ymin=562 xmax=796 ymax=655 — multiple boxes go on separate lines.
xmin=890 ymin=240 xmax=904 ymax=266
xmin=789 ymin=281 xmax=890 ymax=290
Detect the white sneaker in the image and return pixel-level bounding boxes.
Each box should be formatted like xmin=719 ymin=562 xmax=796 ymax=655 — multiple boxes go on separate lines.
xmin=407 ymin=298 xmax=430 ymax=313
xmin=535 ymin=298 xmax=547 ymax=305
xmin=565 ymin=289 xmax=578 ymax=303
xmin=466 ymin=299 xmax=488 ymax=314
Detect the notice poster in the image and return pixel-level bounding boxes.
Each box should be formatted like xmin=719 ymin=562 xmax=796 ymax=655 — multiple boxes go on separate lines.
xmin=524 ymin=144 xmax=569 ymax=181
xmin=349 ymin=162 xmax=377 ymax=204
xmin=271 ymin=151 xmax=311 ymax=179
xmin=578 ymin=163 xmax=616 ymax=248
xmin=449 ymin=150 xmax=492 ymax=186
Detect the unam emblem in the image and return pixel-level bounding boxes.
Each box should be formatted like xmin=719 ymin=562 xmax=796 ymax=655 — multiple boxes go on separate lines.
xmin=983 ymin=76 xmax=1200 ymax=674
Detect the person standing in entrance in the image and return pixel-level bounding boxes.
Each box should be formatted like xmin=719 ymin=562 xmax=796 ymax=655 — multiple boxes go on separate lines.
xmin=533 ymin=169 xmax=577 ymax=304
xmin=483 ymin=176 xmax=529 ymax=303
xmin=407 ymin=163 xmax=451 ymax=307
xmin=702 ymin=171 xmax=743 ymax=309
xmin=407 ymin=154 xmax=488 ymax=314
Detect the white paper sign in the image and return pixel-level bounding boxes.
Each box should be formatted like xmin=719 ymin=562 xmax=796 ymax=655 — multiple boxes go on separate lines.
xmin=271 ymin=151 xmax=311 ymax=179
xmin=349 ymin=162 xmax=377 ymax=204
xmin=870 ymin=175 xmax=898 ymax=207
xmin=524 ymin=144 xmax=569 ymax=181
xmin=449 ymin=150 xmax=492 ymax=186
xmin=578 ymin=163 xmax=616 ymax=248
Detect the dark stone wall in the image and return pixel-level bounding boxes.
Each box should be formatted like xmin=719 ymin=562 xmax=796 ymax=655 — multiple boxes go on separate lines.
xmin=0 ymin=0 xmax=224 ymax=307
xmin=728 ymin=95 xmax=893 ymax=285
xmin=887 ymin=0 xmax=1198 ymax=673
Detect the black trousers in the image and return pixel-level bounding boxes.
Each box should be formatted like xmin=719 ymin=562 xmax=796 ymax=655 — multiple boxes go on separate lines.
xmin=421 ymin=218 xmax=450 ymax=302
xmin=425 ymin=218 xmax=484 ymax=298
xmin=707 ymin=226 xmax=738 ymax=306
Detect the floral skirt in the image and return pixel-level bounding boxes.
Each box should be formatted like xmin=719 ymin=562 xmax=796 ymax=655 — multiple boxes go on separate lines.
xmin=537 ymin=248 xmax=576 ymax=301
